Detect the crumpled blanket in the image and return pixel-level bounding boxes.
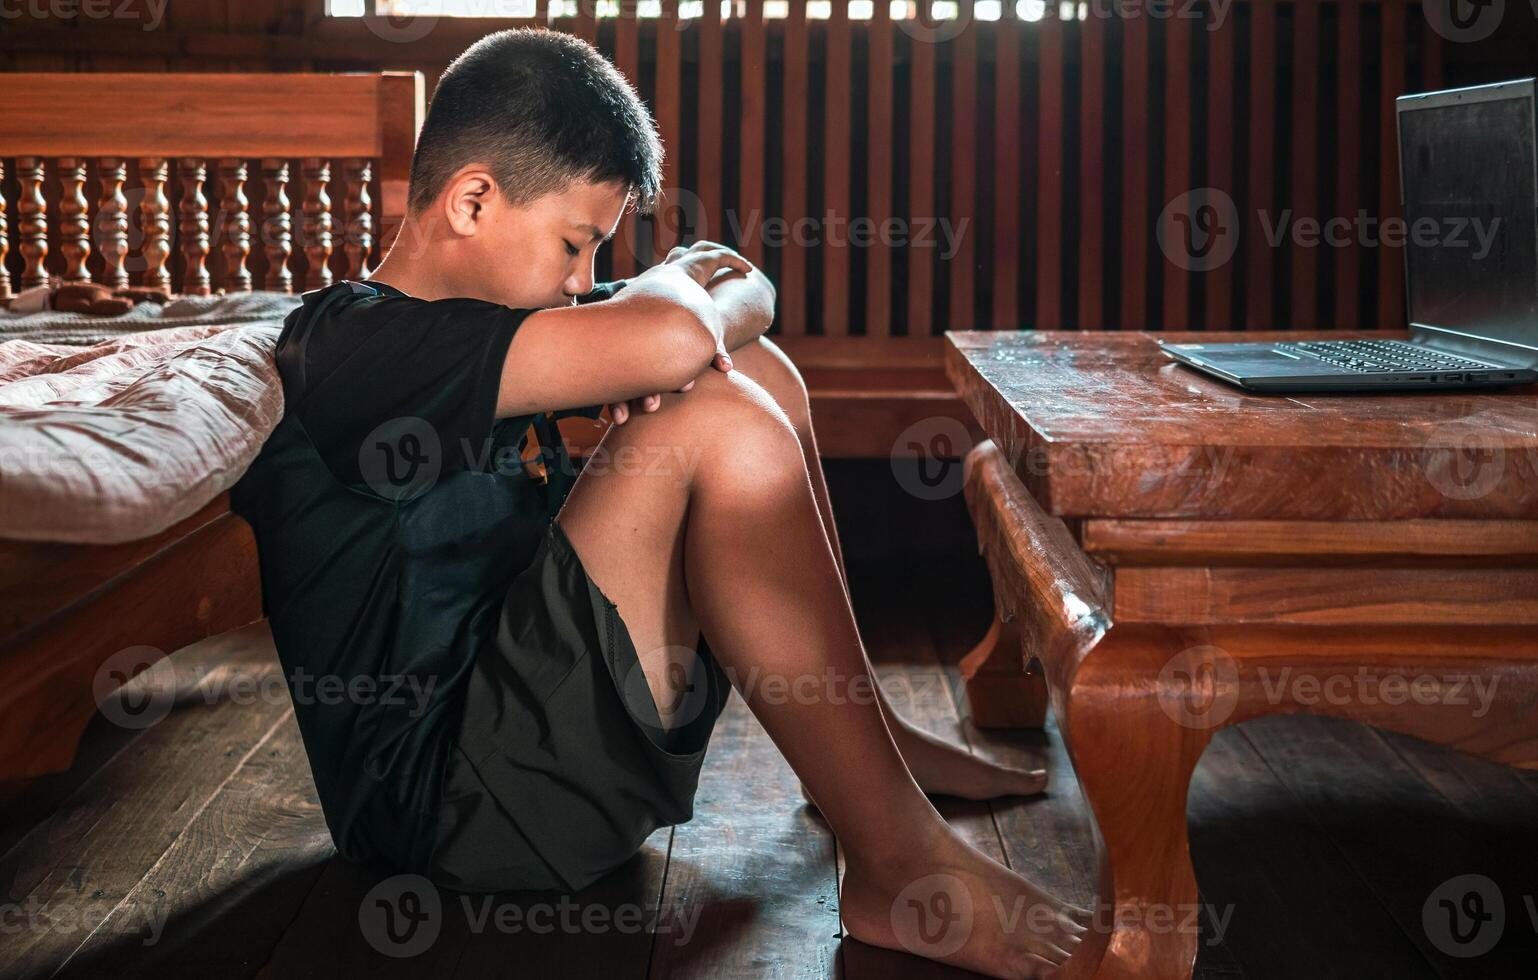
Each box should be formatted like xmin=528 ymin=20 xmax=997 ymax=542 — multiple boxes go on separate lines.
xmin=0 ymin=321 xmax=285 ymax=544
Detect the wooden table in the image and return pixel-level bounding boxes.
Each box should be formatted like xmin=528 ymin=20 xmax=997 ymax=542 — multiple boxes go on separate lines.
xmin=944 ymin=330 xmax=1538 ymax=980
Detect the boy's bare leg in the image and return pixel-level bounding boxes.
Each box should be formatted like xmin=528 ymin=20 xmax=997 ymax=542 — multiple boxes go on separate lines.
xmin=723 ymin=337 xmax=1047 ymax=804
xmin=554 ymin=366 xmax=1084 ymax=978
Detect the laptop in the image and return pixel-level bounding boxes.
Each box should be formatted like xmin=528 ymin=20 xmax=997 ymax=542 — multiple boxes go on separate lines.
xmin=1159 ymin=77 xmax=1538 ymax=393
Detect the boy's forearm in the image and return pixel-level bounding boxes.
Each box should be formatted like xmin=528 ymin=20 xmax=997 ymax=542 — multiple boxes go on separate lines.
xmin=706 ymin=267 xmax=777 ymax=353
xmin=607 ymin=267 xmax=724 ymax=385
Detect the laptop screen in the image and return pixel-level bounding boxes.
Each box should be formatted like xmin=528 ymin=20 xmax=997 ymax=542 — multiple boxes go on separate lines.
xmin=1398 ymin=80 xmax=1538 ymax=357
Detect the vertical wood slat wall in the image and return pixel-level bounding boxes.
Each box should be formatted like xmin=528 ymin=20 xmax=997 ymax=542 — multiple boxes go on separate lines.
xmin=579 ymin=0 xmax=1445 ymax=335
xmin=0 ymin=0 xmax=1453 ymax=335
xmin=587 ymin=0 xmax=1439 ymax=336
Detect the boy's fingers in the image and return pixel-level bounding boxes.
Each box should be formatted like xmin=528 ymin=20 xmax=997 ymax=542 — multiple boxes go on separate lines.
xmin=666 ymin=245 xmax=755 ymax=289
xmin=677 ymin=379 xmax=695 ymax=392
xmin=610 ymin=401 xmax=629 ymax=424
xmin=713 ymin=350 xmax=734 ymax=372
xmin=704 ymin=250 xmax=752 ymax=276
xmin=720 ymin=250 xmax=754 ymax=273
xmin=703 ymin=243 xmax=748 ymax=263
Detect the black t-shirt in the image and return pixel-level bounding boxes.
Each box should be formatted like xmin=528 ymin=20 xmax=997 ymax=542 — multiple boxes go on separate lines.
xmin=231 ymin=277 xmax=623 ymax=871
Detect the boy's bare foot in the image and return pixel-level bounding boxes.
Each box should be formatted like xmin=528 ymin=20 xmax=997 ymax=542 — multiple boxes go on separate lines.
xmin=838 ymin=827 xmax=1089 ymax=978
xmin=801 ymin=721 xmax=1047 ymax=808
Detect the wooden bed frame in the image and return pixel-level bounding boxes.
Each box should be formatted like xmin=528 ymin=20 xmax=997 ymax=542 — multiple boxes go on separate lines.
xmin=0 ymin=71 xmax=424 ymax=782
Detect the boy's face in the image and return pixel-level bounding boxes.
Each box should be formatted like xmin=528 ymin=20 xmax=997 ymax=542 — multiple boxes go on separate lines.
xmin=473 ymin=177 xmax=631 ymax=310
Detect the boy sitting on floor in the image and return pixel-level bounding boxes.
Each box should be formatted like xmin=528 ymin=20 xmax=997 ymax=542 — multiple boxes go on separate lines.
xmin=233 ymin=28 xmax=1085 ymax=979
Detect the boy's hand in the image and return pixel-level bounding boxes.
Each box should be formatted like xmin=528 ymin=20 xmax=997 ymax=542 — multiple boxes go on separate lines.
xmin=606 ymin=365 xmax=707 ymax=425
xmin=661 ymin=241 xmax=749 ymax=375
xmin=609 ymin=244 xmax=750 ymax=423
xmin=662 ymin=240 xmax=753 ymax=288
xmin=607 ymin=390 xmax=668 ymax=425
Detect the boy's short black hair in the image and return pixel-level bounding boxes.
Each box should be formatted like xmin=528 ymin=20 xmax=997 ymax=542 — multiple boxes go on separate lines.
xmin=406 ymin=28 xmax=663 ymax=217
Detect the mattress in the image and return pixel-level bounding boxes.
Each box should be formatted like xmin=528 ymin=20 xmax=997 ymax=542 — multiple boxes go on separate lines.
xmin=0 ymin=300 xmax=294 ymax=544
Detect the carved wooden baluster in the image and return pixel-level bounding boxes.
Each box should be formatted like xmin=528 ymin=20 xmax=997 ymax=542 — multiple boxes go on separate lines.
xmin=261 ymin=159 xmax=293 ymax=293
xmin=219 ymin=159 xmax=252 ymax=293
xmin=301 ymin=158 xmax=333 ymax=290
xmin=342 ymin=158 xmax=374 ymax=280
xmin=138 ymin=158 xmax=172 ymax=291
xmin=58 ymin=157 xmax=92 ymax=283
xmin=96 ymin=157 xmax=130 ymax=290
xmin=178 ymin=158 xmax=211 ymax=295
xmin=0 ymin=160 xmax=10 ymax=299
xmin=17 ymin=157 xmax=48 ymax=290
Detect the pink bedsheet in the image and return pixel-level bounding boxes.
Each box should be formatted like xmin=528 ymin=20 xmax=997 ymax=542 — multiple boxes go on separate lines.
xmin=0 ymin=323 xmax=283 ymax=544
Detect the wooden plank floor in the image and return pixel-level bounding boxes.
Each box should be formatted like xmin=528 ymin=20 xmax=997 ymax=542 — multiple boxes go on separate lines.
xmin=3 ymin=557 xmax=1537 ymax=979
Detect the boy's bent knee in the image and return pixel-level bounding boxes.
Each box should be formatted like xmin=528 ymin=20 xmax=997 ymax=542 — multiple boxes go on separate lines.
xmin=669 ymin=365 xmax=797 ymax=435
xmin=726 ymin=337 xmax=812 ymax=430
xmin=668 ymin=370 xmax=807 ymax=494
xmin=598 ymin=368 xmax=805 ymax=495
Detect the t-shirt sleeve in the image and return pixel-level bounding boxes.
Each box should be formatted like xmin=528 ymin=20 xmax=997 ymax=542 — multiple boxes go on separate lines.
xmin=291 ymin=296 xmax=531 ymax=493
xmin=575 ymin=279 xmax=628 ymax=305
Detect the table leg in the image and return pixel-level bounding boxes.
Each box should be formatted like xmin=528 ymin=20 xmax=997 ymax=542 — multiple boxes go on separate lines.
xmin=1058 ymin=626 xmax=1216 ymax=980
xmin=960 ymin=612 xmax=1049 ymax=729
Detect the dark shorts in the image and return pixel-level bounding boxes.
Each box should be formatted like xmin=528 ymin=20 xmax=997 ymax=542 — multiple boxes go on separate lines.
xmin=425 ymin=517 xmax=732 ymax=894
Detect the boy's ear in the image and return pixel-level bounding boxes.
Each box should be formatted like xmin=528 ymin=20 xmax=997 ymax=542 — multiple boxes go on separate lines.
xmin=442 ymin=167 xmax=496 ymax=237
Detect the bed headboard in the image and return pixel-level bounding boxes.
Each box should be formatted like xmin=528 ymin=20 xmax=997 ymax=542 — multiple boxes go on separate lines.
xmin=0 ymin=71 xmax=424 ymax=299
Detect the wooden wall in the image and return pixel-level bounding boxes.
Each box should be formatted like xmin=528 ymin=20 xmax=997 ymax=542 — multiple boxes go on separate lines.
xmin=3 ymin=0 xmax=1537 ymax=334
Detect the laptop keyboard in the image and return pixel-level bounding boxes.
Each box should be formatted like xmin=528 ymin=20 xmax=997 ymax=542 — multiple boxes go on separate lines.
xmin=1275 ymin=339 xmax=1494 ymax=374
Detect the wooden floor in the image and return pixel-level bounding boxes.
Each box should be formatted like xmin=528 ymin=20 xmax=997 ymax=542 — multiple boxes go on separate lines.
xmin=3 ymin=555 xmax=1536 ymax=980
